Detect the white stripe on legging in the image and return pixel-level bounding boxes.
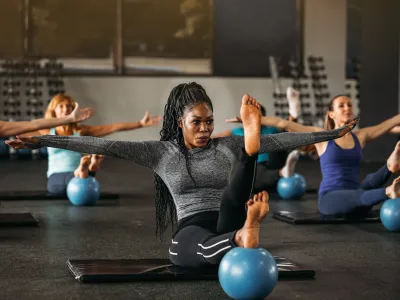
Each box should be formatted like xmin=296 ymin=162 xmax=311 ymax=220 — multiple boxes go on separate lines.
xmin=198 ymin=238 xmax=229 ymax=249
xmin=171 ymin=239 xmax=178 ymax=244
xmin=169 ymin=248 xmax=178 ymax=256
xmin=196 ymin=245 xmax=232 ymax=258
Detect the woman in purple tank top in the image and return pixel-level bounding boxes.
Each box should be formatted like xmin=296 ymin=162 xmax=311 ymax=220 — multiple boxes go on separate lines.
xmin=229 ymin=95 xmax=400 ymax=216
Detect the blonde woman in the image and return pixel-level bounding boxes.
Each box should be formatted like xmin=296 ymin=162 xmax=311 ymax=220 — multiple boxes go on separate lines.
xmin=33 ymin=93 xmax=162 ymax=195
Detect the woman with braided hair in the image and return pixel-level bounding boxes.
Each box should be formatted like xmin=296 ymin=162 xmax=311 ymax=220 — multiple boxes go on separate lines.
xmin=6 ymin=82 xmax=358 ymax=268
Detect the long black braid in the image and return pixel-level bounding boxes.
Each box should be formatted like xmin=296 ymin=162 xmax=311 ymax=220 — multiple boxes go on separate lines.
xmin=154 ymin=82 xmax=213 ymax=240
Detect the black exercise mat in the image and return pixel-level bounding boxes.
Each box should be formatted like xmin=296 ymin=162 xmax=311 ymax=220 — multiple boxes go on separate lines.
xmin=67 ymin=257 xmax=315 ymax=283
xmin=0 ymin=213 xmax=39 ymax=227
xmin=0 ymin=191 xmax=119 ymax=200
xmin=272 ymin=210 xmax=381 ymax=224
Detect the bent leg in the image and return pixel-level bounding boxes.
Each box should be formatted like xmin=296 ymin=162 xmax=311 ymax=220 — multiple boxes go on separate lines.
xmin=217 ymin=150 xmax=258 ymax=233
xmin=253 ymin=164 xmax=280 ymax=193
xmin=47 ymin=172 xmax=74 ymax=195
xmin=318 ymin=188 xmax=388 ymax=215
xmin=169 ymin=225 xmax=236 ymax=267
xmin=360 ymin=165 xmax=392 ymax=190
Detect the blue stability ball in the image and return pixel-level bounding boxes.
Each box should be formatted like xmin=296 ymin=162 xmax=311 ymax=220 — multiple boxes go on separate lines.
xmin=67 ymin=177 xmax=100 ymax=206
xmin=380 ymin=198 xmax=400 ymax=232
xmin=218 ymin=247 xmax=278 ymax=300
xmin=277 ymin=173 xmax=307 ymax=200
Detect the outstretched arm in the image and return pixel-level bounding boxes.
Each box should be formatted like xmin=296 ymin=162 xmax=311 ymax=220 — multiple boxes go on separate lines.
xmin=226 ymin=115 xmax=322 ymax=133
xmin=221 ymin=118 xmax=359 ymax=155
xmin=79 ymin=111 xmax=162 ymax=137
xmin=5 ymin=135 xmax=167 ymax=170
xmin=0 ymin=103 xmax=93 ymax=138
xmin=356 ymin=114 xmax=400 ymax=145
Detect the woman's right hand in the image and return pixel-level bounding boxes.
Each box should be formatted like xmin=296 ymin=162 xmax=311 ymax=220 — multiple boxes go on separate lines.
xmin=5 ymin=136 xmax=41 ymax=150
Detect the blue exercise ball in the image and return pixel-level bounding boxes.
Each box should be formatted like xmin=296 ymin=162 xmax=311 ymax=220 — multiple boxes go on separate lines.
xmin=380 ymin=198 xmax=400 ymax=232
xmin=67 ymin=177 xmax=100 ymax=206
xmin=218 ymin=247 xmax=278 ymax=300
xmin=277 ymin=173 xmax=307 ymax=200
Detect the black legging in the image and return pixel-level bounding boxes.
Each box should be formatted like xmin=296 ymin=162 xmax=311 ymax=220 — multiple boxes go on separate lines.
xmin=169 ymin=150 xmax=258 ymax=267
xmin=253 ymin=163 xmax=280 ymax=193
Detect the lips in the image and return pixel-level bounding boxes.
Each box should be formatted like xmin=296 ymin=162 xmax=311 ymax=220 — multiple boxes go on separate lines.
xmin=197 ymin=136 xmax=209 ymax=141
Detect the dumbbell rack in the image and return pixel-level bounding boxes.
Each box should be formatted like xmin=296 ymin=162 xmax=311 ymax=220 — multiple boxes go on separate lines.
xmin=269 ymin=56 xmax=288 ymax=119
xmin=345 ymin=58 xmax=360 ymax=118
xmin=0 ymin=58 xmax=65 ymax=160
xmin=308 ymin=56 xmax=330 ymax=127
xmin=288 ymin=57 xmax=313 ymax=125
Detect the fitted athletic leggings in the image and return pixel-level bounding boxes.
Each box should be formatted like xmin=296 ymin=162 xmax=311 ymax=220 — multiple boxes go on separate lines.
xmin=169 ymin=150 xmax=258 ymax=267
xmin=318 ymin=164 xmax=392 ymax=216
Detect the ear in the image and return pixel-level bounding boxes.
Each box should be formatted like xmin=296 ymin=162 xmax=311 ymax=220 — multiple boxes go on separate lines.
xmin=178 ymin=118 xmax=183 ymax=128
xmin=328 ymin=111 xmax=335 ymax=120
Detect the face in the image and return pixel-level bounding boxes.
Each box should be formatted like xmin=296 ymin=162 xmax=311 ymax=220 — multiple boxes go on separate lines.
xmin=54 ymin=100 xmax=74 ymax=118
xmin=329 ymin=96 xmax=354 ymax=125
xmin=179 ymin=102 xmax=214 ymax=150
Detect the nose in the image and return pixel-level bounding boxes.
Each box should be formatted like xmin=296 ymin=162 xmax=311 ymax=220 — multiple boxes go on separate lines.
xmin=199 ymin=123 xmax=209 ymax=132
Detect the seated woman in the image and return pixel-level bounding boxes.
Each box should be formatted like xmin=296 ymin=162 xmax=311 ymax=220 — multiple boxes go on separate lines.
xmin=25 ymin=93 xmax=161 ymax=195
xmin=216 ymin=87 xmax=303 ymax=192
xmin=227 ymin=94 xmax=400 ymax=216
xmin=7 ymin=83 xmax=358 ymax=267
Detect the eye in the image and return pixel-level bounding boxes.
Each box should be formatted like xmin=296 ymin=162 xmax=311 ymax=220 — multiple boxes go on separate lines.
xmin=207 ymin=120 xmax=214 ymax=125
xmin=193 ymin=120 xmax=200 ymax=125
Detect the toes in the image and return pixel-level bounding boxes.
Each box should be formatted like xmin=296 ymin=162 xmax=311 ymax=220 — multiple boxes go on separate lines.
xmin=260 ymin=191 xmax=269 ymax=202
xmin=242 ymin=94 xmax=250 ymax=105
xmin=247 ymin=199 xmax=254 ymax=206
xmin=253 ymin=193 xmax=259 ymax=202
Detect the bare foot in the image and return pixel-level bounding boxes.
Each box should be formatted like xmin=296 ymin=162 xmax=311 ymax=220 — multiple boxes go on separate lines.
xmin=89 ymin=154 xmax=105 ymax=173
xmin=386 ymin=176 xmax=400 ymax=199
xmin=235 ymin=191 xmax=269 ymax=248
xmin=240 ymin=94 xmax=261 ymax=156
xmin=387 ymin=141 xmax=400 ymax=173
xmin=74 ymin=155 xmax=91 ymax=178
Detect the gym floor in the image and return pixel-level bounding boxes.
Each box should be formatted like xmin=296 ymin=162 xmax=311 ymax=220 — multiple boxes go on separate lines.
xmin=0 ymin=157 xmax=399 ymax=300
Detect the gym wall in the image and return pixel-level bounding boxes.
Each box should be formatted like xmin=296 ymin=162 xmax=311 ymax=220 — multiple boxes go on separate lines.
xmin=64 ymin=0 xmax=349 ymax=142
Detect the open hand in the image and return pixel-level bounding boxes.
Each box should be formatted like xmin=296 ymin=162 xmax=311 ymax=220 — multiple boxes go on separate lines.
xmin=140 ymin=111 xmax=163 ymax=127
xmin=5 ymin=136 xmax=41 ymax=150
xmin=69 ymin=102 xmax=94 ymax=123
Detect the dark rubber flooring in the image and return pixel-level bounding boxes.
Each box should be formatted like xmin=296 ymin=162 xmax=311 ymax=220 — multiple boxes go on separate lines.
xmin=0 ymin=157 xmax=399 ymax=300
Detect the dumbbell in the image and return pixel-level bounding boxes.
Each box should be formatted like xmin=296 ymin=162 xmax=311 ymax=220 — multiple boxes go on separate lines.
xmin=312 ymin=83 xmax=328 ymax=89
xmin=26 ymin=80 xmax=43 ymax=87
xmin=3 ymin=89 xmax=20 ymax=97
xmin=300 ymin=93 xmax=310 ymax=99
xmin=25 ymin=90 xmax=43 ymax=97
xmin=3 ymin=79 xmax=21 ymax=87
xmin=4 ymin=98 xmax=21 ymax=106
